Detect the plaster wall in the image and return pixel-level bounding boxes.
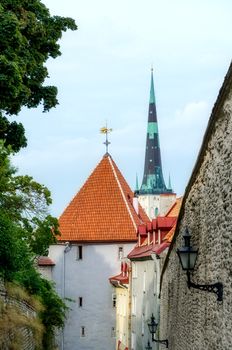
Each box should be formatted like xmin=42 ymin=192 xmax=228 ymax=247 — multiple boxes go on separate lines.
xmin=49 ymin=242 xmax=135 ymax=350
xmin=138 ymin=194 xmax=176 ymax=219
xmin=37 ymin=266 xmax=53 ymax=280
xmin=115 ymin=286 xmax=130 ymax=350
xmin=131 ymin=259 xmax=160 ymax=350
xmin=160 ymin=80 xmax=232 ymax=349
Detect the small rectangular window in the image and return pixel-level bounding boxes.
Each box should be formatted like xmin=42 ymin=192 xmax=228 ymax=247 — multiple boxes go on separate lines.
xmin=132 ymin=295 xmax=136 ymax=315
xmin=111 ymin=327 xmax=116 ymax=337
xmin=132 ymin=332 xmax=136 ymax=350
xmin=118 ymin=246 xmax=124 ymax=260
xmin=77 ymin=246 xmax=83 ymax=260
xmin=80 ymin=326 xmax=85 ymax=337
xmin=143 ymin=271 xmax=146 ymax=293
xmin=132 ymin=262 xmax=137 ymax=278
xmin=142 ymin=313 xmax=145 ymax=336
xmin=112 ymin=293 xmax=117 ymax=308
xmin=79 ymin=297 xmax=83 ymax=307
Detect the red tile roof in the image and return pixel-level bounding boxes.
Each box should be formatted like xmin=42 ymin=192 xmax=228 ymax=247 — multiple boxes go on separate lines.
xmin=165 ymin=197 xmax=182 ymax=217
xmin=128 ymin=197 xmax=182 ymax=260
xmin=38 ymin=256 xmax=55 ymax=266
xmin=58 ymin=154 xmax=149 ymax=242
xmin=163 ymin=225 xmax=176 ymax=243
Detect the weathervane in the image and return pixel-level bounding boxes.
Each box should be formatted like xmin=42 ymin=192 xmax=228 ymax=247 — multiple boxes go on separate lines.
xmin=100 ymin=123 xmax=112 ymax=154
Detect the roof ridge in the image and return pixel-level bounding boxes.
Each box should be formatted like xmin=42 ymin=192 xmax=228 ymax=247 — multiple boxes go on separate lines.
xmin=108 ymin=156 xmax=137 ymax=231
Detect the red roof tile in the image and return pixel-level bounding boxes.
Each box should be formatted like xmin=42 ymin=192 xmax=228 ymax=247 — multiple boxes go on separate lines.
xmin=58 ymin=154 xmax=149 ymax=242
xmin=165 ymin=197 xmax=182 ymax=217
xmin=38 ymin=256 xmax=55 ymax=266
xmin=163 ymin=224 xmax=176 ymax=243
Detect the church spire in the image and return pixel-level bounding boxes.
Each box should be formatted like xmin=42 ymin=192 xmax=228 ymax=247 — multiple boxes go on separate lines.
xmin=139 ymin=69 xmax=172 ymax=195
xmin=149 ymin=67 xmax=156 ymax=104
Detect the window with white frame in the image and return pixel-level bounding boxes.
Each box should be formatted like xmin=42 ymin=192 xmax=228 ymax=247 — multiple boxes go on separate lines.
xmin=131 ymin=332 xmax=136 ymax=350
xmin=142 ymin=313 xmax=145 ymax=336
xmin=132 ymin=295 xmax=136 ymax=315
xmin=154 ymin=270 xmax=157 ymax=295
xmin=132 ymin=262 xmax=137 ymax=278
xmin=143 ymin=270 xmax=146 ymax=293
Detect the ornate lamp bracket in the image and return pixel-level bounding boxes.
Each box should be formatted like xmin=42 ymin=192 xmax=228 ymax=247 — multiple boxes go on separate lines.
xmin=187 ymin=271 xmax=223 ymax=302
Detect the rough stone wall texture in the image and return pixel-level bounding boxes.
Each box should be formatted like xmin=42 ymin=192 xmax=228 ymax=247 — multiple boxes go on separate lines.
xmin=160 ymin=67 xmax=232 ymax=350
xmin=0 ymin=281 xmax=38 ymax=350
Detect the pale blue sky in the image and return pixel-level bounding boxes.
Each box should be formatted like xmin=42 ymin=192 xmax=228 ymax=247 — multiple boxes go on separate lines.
xmin=13 ymin=0 xmax=232 ymax=216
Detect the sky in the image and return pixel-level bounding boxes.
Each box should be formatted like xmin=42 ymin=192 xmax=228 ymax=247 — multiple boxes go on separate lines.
xmin=13 ymin=0 xmax=232 ymax=217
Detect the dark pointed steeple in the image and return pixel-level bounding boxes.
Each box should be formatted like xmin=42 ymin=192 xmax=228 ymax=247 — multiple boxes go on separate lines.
xmin=139 ymin=69 xmax=173 ymax=195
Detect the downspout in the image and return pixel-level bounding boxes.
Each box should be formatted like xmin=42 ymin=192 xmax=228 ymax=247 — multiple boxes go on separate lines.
xmin=62 ymin=242 xmax=72 ymax=350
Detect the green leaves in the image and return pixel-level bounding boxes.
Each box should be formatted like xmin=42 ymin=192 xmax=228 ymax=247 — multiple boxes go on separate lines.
xmin=0 ymin=0 xmax=77 ymax=151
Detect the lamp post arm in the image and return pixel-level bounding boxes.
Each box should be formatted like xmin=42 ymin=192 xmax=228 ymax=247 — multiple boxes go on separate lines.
xmin=187 ymin=271 xmax=223 ymax=302
xmin=152 ymin=334 xmax=168 ymax=348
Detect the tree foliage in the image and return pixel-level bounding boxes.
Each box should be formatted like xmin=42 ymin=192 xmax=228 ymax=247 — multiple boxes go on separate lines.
xmin=0 ymin=0 xmax=77 ymax=151
xmin=0 ymin=144 xmax=65 ymax=349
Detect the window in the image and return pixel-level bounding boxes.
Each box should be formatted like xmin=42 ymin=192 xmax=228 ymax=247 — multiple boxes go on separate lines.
xmin=132 ymin=332 xmax=136 ymax=350
xmin=111 ymin=327 xmax=116 ymax=337
xmin=143 ymin=271 xmax=146 ymax=293
xmin=142 ymin=313 xmax=145 ymax=336
xmin=118 ymin=246 xmax=124 ymax=260
xmin=112 ymin=293 xmax=117 ymax=308
xmin=132 ymin=262 xmax=137 ymax=278
xmin=132 ymin=295 xmax=136 ymax=315
xmin=77 ymin=246 xmax=83 ymax=260
xmin=79 ymin=297 xmax=83 ymax=307
xmin=80 ymin=326 xmax=85 ymax=337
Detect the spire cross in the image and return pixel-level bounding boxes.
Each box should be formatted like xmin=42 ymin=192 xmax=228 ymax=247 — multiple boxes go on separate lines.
xmin=100 ymin=124 xmax=113 ymax=154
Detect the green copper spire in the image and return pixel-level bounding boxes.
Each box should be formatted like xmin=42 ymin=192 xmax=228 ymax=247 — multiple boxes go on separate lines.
xmin=139 ymin=69 xmax=173 ymax=195
xmin=149 ymin=68 xmax=156 ymax=104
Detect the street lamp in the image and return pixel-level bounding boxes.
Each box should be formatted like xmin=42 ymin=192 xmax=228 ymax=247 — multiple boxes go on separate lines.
xmin=148 ymin=314 xmax=168 ymax=348
xmin=148 ymin=314 xmax=158 ymax=335
xmin=177 ymin=228 xmax=223 ymax=302
xmin=145 ymin=340 xmax=152 ymax=350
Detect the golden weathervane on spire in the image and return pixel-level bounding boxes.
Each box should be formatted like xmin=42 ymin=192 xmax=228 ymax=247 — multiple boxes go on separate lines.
xmin=100 ymin=124 xmax=112 ymax=154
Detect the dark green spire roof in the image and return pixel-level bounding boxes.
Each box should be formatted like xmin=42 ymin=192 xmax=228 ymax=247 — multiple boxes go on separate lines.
xmin=149 ymin=68 xmax=156 ymax=104
xmin=139 ymin=70 xmax=173 ymax=195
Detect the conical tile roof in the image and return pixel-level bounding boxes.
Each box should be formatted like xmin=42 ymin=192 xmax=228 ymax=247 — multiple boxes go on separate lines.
xmin=58 ymin=154 xmax=149 ymax=242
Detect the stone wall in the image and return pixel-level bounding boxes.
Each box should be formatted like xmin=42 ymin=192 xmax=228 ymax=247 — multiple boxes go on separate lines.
xmin=0 ymin=280 xmax=41 ymax=350
xmin=159 ymin=64 xmax=232 ymax=350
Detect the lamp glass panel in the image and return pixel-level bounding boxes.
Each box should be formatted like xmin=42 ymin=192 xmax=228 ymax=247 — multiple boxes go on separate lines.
xmin=189 ymin=251 xmax=198 ymax=269
xmin=178 ymin=249 xmax=198 ymax=271
xmin=178 ymin=250 xmax=190 ymax=270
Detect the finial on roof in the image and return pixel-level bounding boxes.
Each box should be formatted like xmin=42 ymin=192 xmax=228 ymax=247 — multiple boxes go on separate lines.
xmin=100 ymin=123 xmax=112 ymax=155
xmin=134 ymin=173 xmax=139 ymax=196
xmin=149 ymin=67 xmax=156 ymax=104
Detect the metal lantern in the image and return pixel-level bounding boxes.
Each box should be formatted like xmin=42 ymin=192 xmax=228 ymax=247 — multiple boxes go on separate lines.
xmin=177 ymin=228 xmax=198 ymax=271
xmin=148 ymin=314 xmax=158 ymax=335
